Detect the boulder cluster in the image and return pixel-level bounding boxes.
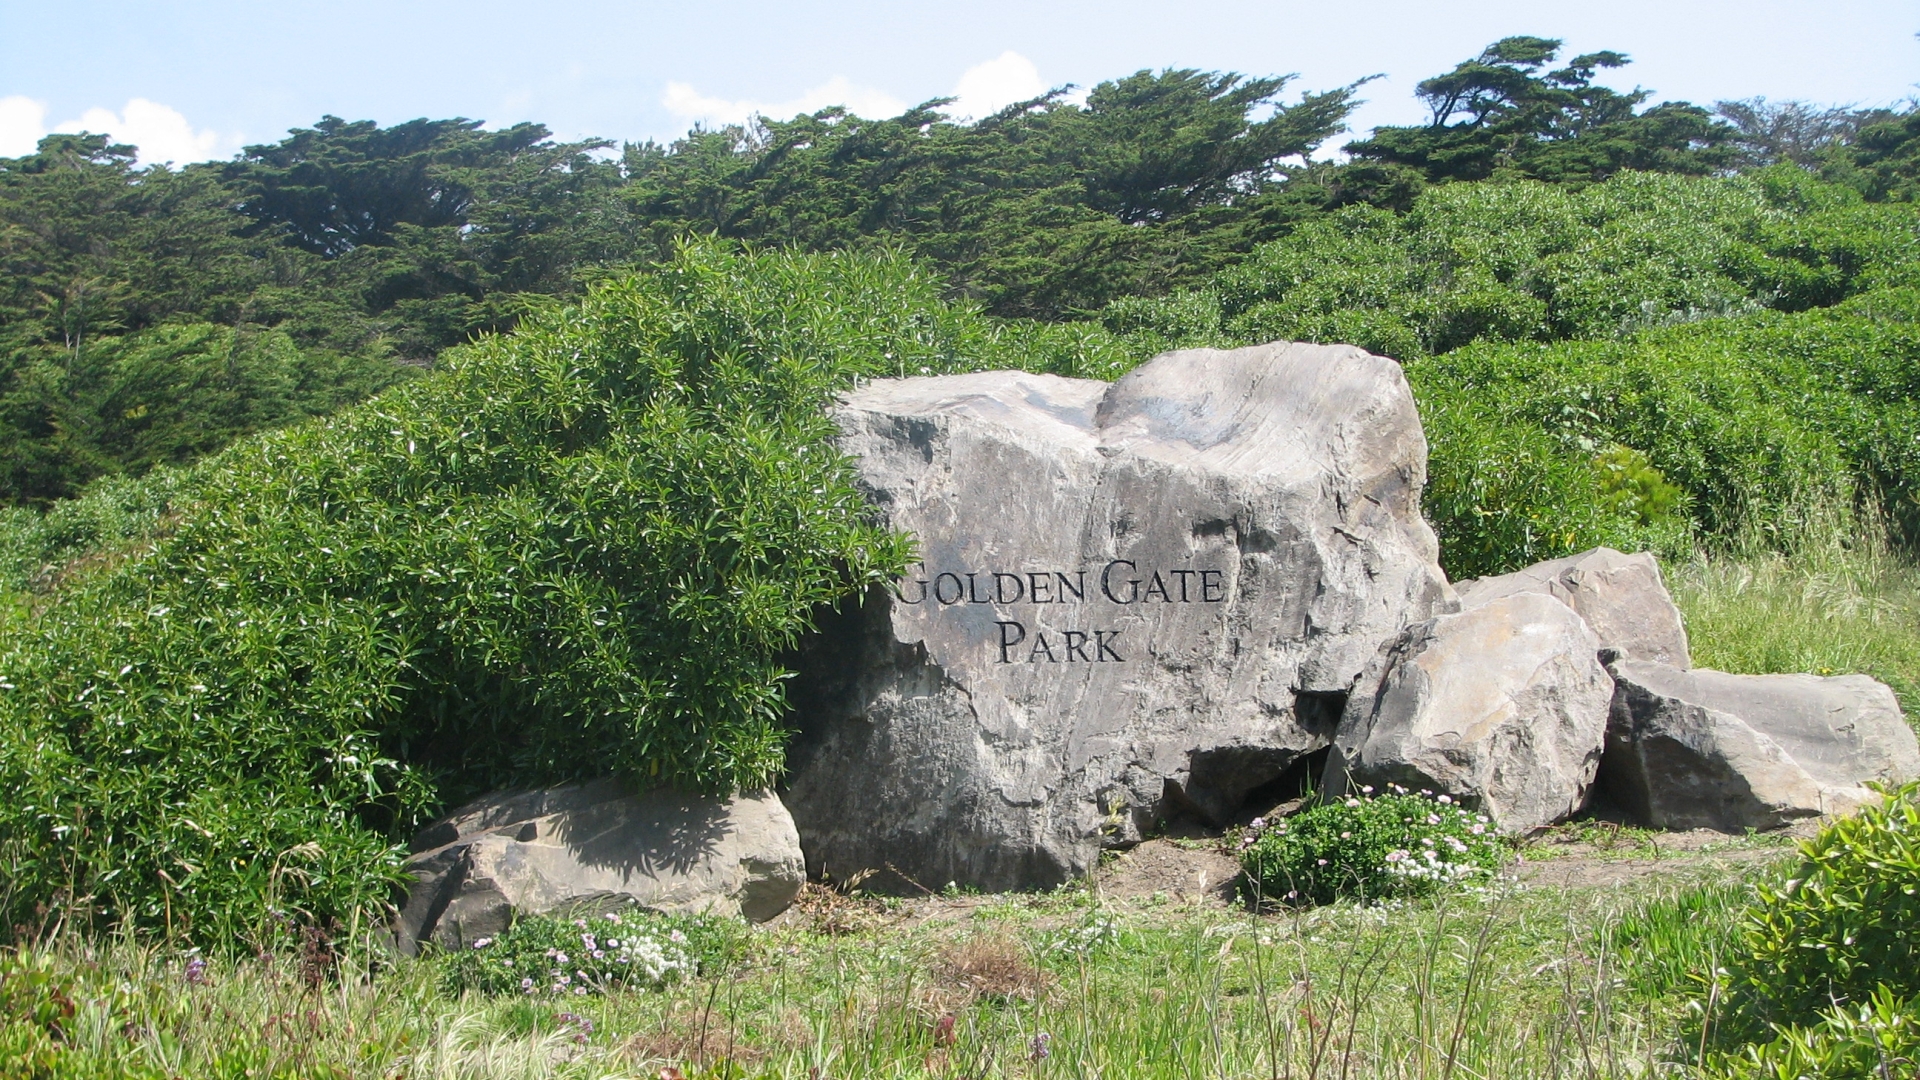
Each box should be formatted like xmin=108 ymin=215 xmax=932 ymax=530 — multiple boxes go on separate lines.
xmin=1331 ymin=546 xmax=1918 ymax=833
xmin=393 ymin=342 xmax=1920 ymax=948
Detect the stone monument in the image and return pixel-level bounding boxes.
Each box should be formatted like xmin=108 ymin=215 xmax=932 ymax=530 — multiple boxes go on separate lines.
xmin=781 ymin=342 xmax=1456 ymax=890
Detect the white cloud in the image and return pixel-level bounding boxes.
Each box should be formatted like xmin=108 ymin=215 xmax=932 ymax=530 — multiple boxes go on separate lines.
xmin=661 ymin=75 xmax=907 ymax=129
xmin=0 ymin=96 xmax=49 ymax=158
xmin=945 ymin=51 xmax=1049 ymax=121
xmin=53 ymin=98 xmax=231 ymax=165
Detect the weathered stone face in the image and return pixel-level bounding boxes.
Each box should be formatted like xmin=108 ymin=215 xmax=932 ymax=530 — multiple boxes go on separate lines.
xmin=1602 ymin=660 xmax=1920 ymax=831
xmin=395 ymin=783 xmax=804 ymax=953
xmin=1327 ymin=592 xmax=1614 ymax=833
xmin=1458 ymin=547 xmax=1691 ymax=668
xmin=782 ymin=342 xmax=1455 ymax=891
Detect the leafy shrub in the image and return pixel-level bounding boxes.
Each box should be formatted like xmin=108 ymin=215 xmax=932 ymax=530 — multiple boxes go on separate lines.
xmin=1707 ymin=988 xmax=1920 ymax=1080
xmin=0 ymin=241 xmax=1125 ymax=944
xmin=441 ymin=908 xmax=742 ymax=997
xmin=1592 ymin=445 xmax=1685 ymax=525
xmin=1717 ymin=782 xmax=1920 ymax=1043
xmin=0 ymin=323 xmax=411 ymax=506
xmin=1414 ymin=386 xmax=1691 ymax=578
xmin=1410 ymin=286 xmax=1920 ymax=577
xmin=0 ymin=470 xmax=188 ymax=603
xmin=1104 ymin=171 xmax=1920 ymax=362
xmin=1238 ymin=786 xmax=1504 ymax=905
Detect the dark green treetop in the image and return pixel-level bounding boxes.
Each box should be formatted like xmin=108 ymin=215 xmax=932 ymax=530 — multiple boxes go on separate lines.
xmin=624 ymin=68 xmax=1362 ymax=317
xmin=1345 ymin=36 xmax=1733 ymax=190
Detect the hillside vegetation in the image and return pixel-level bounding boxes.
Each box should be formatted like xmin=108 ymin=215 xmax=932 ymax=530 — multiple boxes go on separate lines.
xmin=3 ymin=31 xmax=1920 ymax=1080
xmin=10 ymin=35 xmax=1908 ymax=502
xmin=0 ymin=243 xmax=1138 ymax=939
xmin=3 ymin=34 xmax=1920 ymax=940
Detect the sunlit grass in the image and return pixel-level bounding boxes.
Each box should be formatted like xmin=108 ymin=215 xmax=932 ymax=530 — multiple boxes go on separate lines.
xmin=3 ymin=856 xmax=1798 ymax=1080
xmin=1671 ymin=503 xmax=1920 ymax=716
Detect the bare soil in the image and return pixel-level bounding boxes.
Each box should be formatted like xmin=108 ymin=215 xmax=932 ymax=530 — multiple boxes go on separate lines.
xmin=773 ymin=822 xmax=1814 ymax=931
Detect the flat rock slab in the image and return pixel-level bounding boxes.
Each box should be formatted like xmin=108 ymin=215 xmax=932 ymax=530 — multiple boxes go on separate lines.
xmin=783 ymin=342 xmax=1454 ymax=891
xmin=1329 ymin=592 xmax=1614 ymax=833
xmin=1458 ymin=547 xmax=1690 ymax=668
xmin=1602 ymin=660 xmax=1920 ymax=831
xmin=396 ymin=783 xmax=804 ymax=952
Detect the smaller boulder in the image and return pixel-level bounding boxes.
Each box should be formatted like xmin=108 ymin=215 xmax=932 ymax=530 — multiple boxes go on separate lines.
xmin=1602 ymin=660 xmax=1920 ymax=831
xmin=1458 ymin=548 xmax=1690 ymax=668
xmin=1328 ymin=593 xmax=1613 ymax=832
xmin=396 ymin=782 xmax=804 ymax=953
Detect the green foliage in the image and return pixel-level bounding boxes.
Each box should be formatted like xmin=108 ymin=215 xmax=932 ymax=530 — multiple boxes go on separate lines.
xmin=1717 ymin=782 xmax=1920 ymax=1043
xmin=0 ymin=241 xmax=1135 ymax=943
xmin=1414 ymin=389 xmax=1690 ymax=578
xmin=1411 ymin=286 xmax=1920 ymax=576
xmin=0 ymin=470 xmax=187 ymax=600
xmin=1114 ymin=174 xmax=1920 ymax=578
xmin=1106 ymin=170 xmax=1918 ymax=363
xmin=1610 ymin=880 xmax=1749 ymax=1004
xmin=441 ymin=908 xmax=743 ymax=997
xmin=0 ymin=949 xmax=160 ymax=1080
xmin=1820 ymin=105 xmax=1920 ymax=203
xmin=1238 ymin=787 xmax=1503 ymax=905
xmin=625 ymin=68 xmax=1360 ymax=319
xmin=10 ymin=57 xmax=1873 ymax=504
xmin=1707 ymin=987 xmax=1920 ymax=1080
xmin=224 ymin=116 xmax=639 ymax=358
xmin=0 ymin=323 xmax=410 ymax=503
xmin=1345 ymin=36 xmax=1732 ymax=187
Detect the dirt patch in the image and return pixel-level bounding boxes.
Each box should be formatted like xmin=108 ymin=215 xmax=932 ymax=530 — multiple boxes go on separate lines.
xmin=768 ymin=825 xmax=1811 ymax=929
xmin=1095 ymin=840 xmax=1242 ymax=904
xmin=1508 ymin=824 xmax=1811 ymax=890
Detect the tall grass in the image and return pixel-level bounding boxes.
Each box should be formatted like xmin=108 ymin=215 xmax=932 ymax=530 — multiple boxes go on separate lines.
xmin=1670 ymin=499 xmax=1920 ymax=714
xmin=3 ymin=872 xmax=1782 ymax=1080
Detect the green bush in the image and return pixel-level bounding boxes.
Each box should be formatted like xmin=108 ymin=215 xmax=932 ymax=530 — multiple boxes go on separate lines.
xmin=0 ymin=323 xmax=411 ymax=506
xmin=1238 ymin=786 xmax=1504 ymax=905
xmin=1104 ymin=170 xmax=1920 ymax=363
xmin=0 ymin=241 xmax=1126 ymax=945
xmin=441 ymin=908 xmax=743 ymax=997
xmin=1707 ymin=988 xmax=1920 ymax=1080
xmin=1414 ymin=385 xmax=1691 ymax=578
xmin=1092 ymin=169 xmax=1920 ymax=576
xmin=1717 ymin=782 xmax=1920 ymax=1044
xmin=1410 ymin=287 xmax=1920 ymax=577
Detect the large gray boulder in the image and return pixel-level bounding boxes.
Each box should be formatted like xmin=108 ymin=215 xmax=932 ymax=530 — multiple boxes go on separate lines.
xmin=1602 ymin=659 xmax=1920 ymax=830
xmin=783 ymin=342 xmax=1454 ymax=891
xmin=1327 ymin=592 xmax=1614 ymax=832
xmin=396 ymin=783 xmax=804 ymax=953
xmin=1457 ymin=547 xmax=1690 ymax=667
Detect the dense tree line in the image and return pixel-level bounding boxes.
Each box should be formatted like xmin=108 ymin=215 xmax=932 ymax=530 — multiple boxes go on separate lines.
xmin=2 ymin=36 xmax=1917 ymax=505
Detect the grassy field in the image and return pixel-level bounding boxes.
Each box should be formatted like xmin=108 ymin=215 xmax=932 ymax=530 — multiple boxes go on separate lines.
xmin=3 ymin=834 xmax=1795 ymax=1080
xmin=1670 ymin=513 xmax=1920 ymax=714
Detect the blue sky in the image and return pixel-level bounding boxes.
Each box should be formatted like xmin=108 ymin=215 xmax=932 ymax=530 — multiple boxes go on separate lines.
xmin=2 ymin=0 xmax=1915 ymax=165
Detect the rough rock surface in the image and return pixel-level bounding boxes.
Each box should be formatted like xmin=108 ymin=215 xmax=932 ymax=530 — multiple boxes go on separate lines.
xmin=782 ymin=342 xmax=1455 ymax=891
xmin=1601 ymin=659 xmax=1920 ymax=830
xmin=1327 ymin=592 xmax=1614 ymax=832
xmin=1457 ymin=547 xmax=1690 ymax=667
xmin=396 ymin=783 xmax=804 ymax=952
